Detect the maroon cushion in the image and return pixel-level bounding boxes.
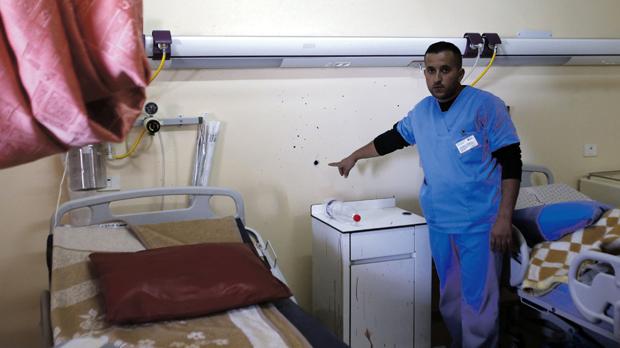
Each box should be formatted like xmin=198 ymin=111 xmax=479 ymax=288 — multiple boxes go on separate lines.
xmin=89 ymin=243 xmax=292 ymax=324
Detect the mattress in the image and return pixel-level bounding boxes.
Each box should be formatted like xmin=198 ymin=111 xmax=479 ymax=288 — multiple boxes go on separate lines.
xmin=516 ymin=183 xmax=591 ymax=209
xmin=47 ymin=224 xmax=346 ymax=348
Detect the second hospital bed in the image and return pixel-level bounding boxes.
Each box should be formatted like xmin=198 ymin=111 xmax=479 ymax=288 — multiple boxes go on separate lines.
xmin=509 ymin=165 xmax=620 ymax=347
xmin=40 ymin=186 xmax=347 ymax=348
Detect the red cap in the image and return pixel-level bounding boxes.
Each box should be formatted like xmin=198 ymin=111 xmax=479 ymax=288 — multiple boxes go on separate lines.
xmin=353 ymin=214 xmax=362 ymax=222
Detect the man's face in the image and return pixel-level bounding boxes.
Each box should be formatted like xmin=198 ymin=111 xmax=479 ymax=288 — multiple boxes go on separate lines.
xmin=423 ymin=51 xmax=464 ymax=102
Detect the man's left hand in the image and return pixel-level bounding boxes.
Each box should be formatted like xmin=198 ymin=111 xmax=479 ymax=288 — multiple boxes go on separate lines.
xmin=490 ymin=217 xmax=512 ymax=253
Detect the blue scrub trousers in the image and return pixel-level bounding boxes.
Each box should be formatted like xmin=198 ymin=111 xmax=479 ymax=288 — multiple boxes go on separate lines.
xmin=430 ymin=230 xmax=502 ymax=348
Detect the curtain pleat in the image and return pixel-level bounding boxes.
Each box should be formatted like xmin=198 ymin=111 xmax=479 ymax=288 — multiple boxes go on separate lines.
xmin=0 ymin=0 xmax=149 ymax=168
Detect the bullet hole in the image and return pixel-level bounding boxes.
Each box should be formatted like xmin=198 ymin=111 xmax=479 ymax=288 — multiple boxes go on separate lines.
xmin=314 ymin=160 xmax=319 ymax=166
xmin=316 ymin=126 xmax=319 ymax=129
xmin=397 ymin=104 xmax=400 ymax=107
xmin=293 ymin=145 xmax=296 ymax=149
xmin=297 ymin=134 xmax=300 ymax=138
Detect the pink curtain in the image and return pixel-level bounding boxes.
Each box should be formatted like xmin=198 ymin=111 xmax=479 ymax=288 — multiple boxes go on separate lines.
xmin=0 ymin=0 xmax=150 ymax=168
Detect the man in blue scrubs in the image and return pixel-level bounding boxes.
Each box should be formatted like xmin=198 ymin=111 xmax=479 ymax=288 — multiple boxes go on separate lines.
xmin=329 ymin=41 xmax=522 ymax=347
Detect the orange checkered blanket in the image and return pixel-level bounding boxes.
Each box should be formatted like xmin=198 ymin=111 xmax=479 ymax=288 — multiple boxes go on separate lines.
xmin=522 ymin=208 xmax=620 ymax=295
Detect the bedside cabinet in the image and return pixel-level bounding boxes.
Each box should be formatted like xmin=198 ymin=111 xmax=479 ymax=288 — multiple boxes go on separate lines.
xmin=311 ymin=197 xmax=431 ymax=347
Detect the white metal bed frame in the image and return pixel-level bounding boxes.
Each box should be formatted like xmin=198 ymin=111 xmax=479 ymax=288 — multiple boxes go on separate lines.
xmin=509 ymin=166 xmax=620 ymax=347
xmin=40 ymin=186 xmax=285 ymax=348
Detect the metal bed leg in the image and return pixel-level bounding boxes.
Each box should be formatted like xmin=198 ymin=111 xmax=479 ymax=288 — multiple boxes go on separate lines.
xmin=40 ymin=290 xmax=53 ymax=348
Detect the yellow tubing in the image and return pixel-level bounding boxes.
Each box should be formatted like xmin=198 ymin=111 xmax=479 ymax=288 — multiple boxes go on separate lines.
xmin=470 ymin=47 xmax=497 ymax=87
xmin=112 ymin=128 xmax=147 ymax=160
xmin=111 ymin=48 xmax=165 ymax=160
xmin=149 ymin=50 xmax=167 ymax=83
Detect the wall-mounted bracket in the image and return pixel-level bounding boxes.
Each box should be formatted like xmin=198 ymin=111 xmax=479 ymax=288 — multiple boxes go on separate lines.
xmin=152 ymin=30 xmax=172 ymax=60
xmin=463 ymin=33 xmax=483 ymax=58
xmin=481 ymin=33 xmax=502 ymax=58
xmin=134 ymin=115 xmax=203 ymax=128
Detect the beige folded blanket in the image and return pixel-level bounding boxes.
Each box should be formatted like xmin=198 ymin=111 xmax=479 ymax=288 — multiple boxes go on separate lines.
xmin=129 ymin=216 xmax=243 ymax=248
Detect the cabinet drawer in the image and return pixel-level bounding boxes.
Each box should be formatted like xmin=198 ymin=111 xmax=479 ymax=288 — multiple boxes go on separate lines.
xmin=350 ymin=227 xmax=414 ymax=261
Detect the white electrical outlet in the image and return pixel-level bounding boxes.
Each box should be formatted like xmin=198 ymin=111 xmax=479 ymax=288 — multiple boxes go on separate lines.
xmin=583 ymin=144 xmax=598 ymax=157
xmin=98 ymin=175 xmax=121 ymax=191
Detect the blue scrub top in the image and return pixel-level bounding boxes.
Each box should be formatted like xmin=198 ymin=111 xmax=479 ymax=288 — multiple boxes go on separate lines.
xmin=397 ymin=86 xmax=519 ymax=234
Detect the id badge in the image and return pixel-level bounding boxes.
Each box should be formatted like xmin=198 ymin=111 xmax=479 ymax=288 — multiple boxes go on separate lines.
xmin=455 ymin=135 xmax=479 ymax=154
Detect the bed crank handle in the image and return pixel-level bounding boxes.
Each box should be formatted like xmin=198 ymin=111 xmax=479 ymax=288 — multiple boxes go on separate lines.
xmin=244 ymin=226 xmax=278 ymax=268
xmin=263 ymin=240 xmax=278 ymax=268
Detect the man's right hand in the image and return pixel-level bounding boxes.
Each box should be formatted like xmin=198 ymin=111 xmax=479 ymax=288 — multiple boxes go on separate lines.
xmin=329 ymin=156 xmax=357 ymax=178
xmin=329 ymin=141 xmax=380 ymax=178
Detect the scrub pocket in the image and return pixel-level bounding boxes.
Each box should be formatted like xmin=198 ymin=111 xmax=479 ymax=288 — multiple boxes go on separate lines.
xmin=457 ymin=132 xmax=485 ymax=165
xmin=466 ymin=179 xmax=499 ymax=225
xmin=426 ymin=182 xmax=471 ymax=226
xmin=419 ymin=180 xmax=436 ymax=222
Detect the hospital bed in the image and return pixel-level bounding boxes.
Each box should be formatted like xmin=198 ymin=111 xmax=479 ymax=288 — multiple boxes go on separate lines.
xmin=40 ymin=186 xmax=347 ymax=348
xmin=509 ymin=166 xmax=620 ymax=347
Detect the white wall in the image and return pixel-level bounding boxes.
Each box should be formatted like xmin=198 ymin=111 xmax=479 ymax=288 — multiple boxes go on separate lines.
xmin=144 ymin=0 xmax=620 ymax=37
xmin=1 ymin=1 xmax=619 ymax=346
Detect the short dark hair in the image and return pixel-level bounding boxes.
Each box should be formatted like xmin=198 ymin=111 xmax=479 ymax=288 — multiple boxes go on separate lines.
xmin=425 ymin=41 xmax=463 ymax=69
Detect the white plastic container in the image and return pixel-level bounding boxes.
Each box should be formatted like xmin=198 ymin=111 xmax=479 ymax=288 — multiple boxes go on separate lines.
xmin=325 ymin=199 xmax=362 ymax=223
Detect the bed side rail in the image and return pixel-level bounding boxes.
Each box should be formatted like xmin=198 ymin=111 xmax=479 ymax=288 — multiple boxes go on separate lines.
xmin=509 ymin=226 xmax=530 ymax=287
xmin=569 ymin=249 xmax=620 ymax=341
xmin=51 ymin=186 xmax=245 ymax=232
xmin=522 ymin=164 xmax=555 ymax=187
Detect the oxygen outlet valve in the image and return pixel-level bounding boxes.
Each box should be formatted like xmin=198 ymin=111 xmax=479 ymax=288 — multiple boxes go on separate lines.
xmin=144 ymin=117 xmax=161 ymax=134
xmin=145 ymin=102 xmax=158 ymax=115
xmin=143 ymin=102 xmax=161 ymax=135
